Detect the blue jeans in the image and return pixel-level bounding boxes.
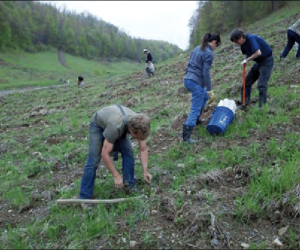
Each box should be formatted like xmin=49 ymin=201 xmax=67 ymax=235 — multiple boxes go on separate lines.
xmin=184 ymin=79 xmax=209 ymax=126
xmin=79 ymin=120 xmax=135 ymax=199
xmin=281 ymin=29 xmax=300 ymax=59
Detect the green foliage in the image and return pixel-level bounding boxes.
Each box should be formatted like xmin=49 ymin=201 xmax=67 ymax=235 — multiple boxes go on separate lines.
xmin=236 ymin=153 xmax=300 ymax=220
xmin=0 ymin=50 xmax=142 ymax=90
xmin=189 ymin=1 xmax=289 ymax=49
xmin=0 ymin=1 xmax=182 ymax=62
xmin=1 ymin=2 xmax=300 ymax=249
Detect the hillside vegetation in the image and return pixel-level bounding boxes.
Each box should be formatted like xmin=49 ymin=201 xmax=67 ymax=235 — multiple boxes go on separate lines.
xmin=0 ymin=48 xmax=142 ymax=90
xmin=1 ymin=2 xmax=300 ymax=249
xmin=0 ymin=1 xmax=181 ymax=62
xmin=188 ymin=0 xmax=289 ymax=49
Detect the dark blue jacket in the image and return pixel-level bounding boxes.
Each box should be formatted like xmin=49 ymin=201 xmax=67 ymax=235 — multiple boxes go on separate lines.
xmin=184 ymin=45 xmax=214 ymax=91
xmin=145 ymin=52 xmax=153 ymax=63
xmin=241 ymin=34 xmax=272 ymax=62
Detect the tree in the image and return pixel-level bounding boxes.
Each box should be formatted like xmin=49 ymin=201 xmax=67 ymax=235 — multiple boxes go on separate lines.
xmin=0 ymin=1 xmax=183 ymax=62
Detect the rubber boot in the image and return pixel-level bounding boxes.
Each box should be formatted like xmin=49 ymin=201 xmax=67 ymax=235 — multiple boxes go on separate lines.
xmin=259 ymin=89 xmax=267 ymax=108
xmin=182 ymin=125 xmax=200 ymax=144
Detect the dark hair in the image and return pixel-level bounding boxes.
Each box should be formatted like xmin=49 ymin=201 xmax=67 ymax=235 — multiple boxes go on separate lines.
xmin=78 ymin=76 xmax=84 ymax=81
xmin=201 ymin=33 xmax=221 ymax=50
xmin=230 ymin=29 xmax=245 ymax=42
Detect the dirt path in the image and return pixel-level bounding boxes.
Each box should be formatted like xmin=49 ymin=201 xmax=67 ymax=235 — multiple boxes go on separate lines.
xmin=58 ymin=49 xmax=69 ymax=68
xmin=0 ymin=83 xmax=70 ymax=97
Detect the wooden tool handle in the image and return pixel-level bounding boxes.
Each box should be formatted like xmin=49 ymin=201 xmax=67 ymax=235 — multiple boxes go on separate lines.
xmin=56 ymin=194 xmax=145 ymax=204
xmin=242 ymin=64 xmax=246 ymax=107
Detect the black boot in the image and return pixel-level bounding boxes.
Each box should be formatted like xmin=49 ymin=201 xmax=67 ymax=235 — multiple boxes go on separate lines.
xmin=182 ymin=125 xmax=200 ymax=144
xmin=259 ymin=89 xmax=267 ymax=108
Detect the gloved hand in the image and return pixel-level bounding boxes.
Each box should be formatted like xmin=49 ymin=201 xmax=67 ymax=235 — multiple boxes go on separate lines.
xmin=241 ymin=59 xmax=247 ymax=65
xmin=207 ymin=90 xmax=215 ymax=105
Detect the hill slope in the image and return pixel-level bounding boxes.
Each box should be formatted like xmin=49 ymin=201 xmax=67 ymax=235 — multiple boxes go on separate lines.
xmin=0 ymin=48 xmax=142 ymax=91
xmin=1 ymin=2 xmax=300 ymax=249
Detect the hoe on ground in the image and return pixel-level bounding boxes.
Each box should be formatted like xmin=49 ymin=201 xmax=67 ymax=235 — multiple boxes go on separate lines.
xmin=56 ymin=195 xmax=144 ymax=205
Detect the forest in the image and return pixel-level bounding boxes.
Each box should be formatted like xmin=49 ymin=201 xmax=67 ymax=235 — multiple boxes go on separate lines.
xmin=0 ymin=1 xmax=182 ymax=63
xmin=0 ymin=1 xmax=292 ymax=62
xmin=188 ymin=1 xmax=289 ymax=49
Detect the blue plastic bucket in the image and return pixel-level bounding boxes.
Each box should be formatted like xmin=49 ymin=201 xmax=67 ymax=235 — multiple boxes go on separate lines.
xmin=206 ymin=106 xmax=235 ymax=135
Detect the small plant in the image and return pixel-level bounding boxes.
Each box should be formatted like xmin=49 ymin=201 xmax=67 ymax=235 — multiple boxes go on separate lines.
xmin=175 ymin=193 xmax=184 ymax=210
xmin=174 ymin=217 xmax=184 ymax=225
xmin=250 ymin=241 xmax=267 ymax=249
xmin=142 ymin=232 xmax=154 ymax=245
xmin=70 ymin=116 xmax=79 ymax=129
xmin=2 ymin=186 xmax=31 ymax=207
xmin=45 ymin=225 xmax=60 ymax=241
xmin=287 ymin=229 xmax=298 ymax=249
xmin=160 ymin=109 xmax=169 ymax=116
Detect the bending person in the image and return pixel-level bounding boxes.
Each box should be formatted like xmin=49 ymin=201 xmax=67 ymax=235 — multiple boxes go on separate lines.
xmin=79 ymin=105 xmax=152 ymax=200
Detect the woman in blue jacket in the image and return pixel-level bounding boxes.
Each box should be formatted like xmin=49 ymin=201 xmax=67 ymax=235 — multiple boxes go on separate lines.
xmin=183 ymin=33 xmax=221 ymax=144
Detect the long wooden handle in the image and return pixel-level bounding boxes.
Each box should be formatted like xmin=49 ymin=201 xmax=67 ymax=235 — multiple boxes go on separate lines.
xmin=242 ymin=64 xmax=246 ymax=107
xmin=56 ymin=194 xmax=145 ymax=204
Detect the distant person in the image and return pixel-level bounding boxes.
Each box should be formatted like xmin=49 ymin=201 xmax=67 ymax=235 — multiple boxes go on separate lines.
xmin=79 ymin=105 xmax=152 ymax=201
xmin=182 ymin=33 xmax=220 ymax=144
xmin=230 ymin=28 xmax=274 ymax=108
xmin=143 ymin=49 xmax=155 ymax=78
xmin=280 ymin=18 xmax=300 ymax=60
xmin=78 ymin=76 xmax=85 ymax=87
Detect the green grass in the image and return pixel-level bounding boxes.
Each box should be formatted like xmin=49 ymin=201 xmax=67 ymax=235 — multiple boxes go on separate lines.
xmin=236 ymin=148 xmax=300 ymax=222
xmin=1 ymin=2 xmax=300 ymax=249
xmin=0 ymin=49 xmax=142 ymax=90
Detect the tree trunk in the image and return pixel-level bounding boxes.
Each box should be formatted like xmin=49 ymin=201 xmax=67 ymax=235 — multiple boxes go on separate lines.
xmin=272 ymin=1 xmax=279 ymax=11
xmin=235 ymin=1 xmax=243 ymax=27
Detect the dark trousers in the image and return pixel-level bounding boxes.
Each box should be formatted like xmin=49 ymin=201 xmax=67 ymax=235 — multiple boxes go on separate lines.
xmin=281 ymin=29 xmax=300 ymax=59
xmin=242 ymin=55 xmax=274 ymax=99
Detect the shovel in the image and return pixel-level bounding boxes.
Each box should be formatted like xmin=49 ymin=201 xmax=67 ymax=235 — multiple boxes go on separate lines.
xmin=242 ymin=63 xmax=247 ymax=110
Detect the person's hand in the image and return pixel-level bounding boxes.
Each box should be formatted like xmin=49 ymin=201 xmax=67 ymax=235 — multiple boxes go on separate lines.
xmin=143 ymin=172 xmax=152 ymax=184
xmin=207 ymin=90 xmax=216 ymax=104
xmin=113 ymin=173 xmax=124 ymax=188
xmin=241 ymin=59 xmax=247 ymax=65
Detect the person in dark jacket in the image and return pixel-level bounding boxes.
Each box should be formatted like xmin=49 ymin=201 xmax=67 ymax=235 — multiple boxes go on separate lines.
xmin=143 ymin=49 xmax=155 ymax=78
xmin=280 ymin=18 xmax=300 ymax=60
xmin=230 ymin=29 xmax=274 ymax=108
xmin=77 ymin=76 xmax=84 ymax=87
xmin=182 ymin=33 xmax=221 ymax=144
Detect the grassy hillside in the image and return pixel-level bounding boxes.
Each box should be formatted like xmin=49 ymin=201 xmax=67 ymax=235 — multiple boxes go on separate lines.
xmin=1 ymin=2 xmax=300 ymax=249
xmin=0 ymin=48 xmax=142 ymax=90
